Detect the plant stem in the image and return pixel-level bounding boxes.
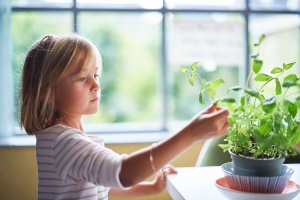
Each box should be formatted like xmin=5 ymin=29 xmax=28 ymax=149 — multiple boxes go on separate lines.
xmin=194 ymin=71 xmax=222 ymax=101
xmin=279 ymin=88 xmax=290 ymax=105
xmin=245 ymin=70 xmax=253 ymax=90
xmin=253 ymin=71 xmax=284 ymax=107
xmin=194 ymin=72 xmax=205 ymax=87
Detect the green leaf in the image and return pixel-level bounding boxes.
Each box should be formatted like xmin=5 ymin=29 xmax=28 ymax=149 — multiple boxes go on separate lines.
xmin=270 ymin=67 xmax=283 ymax=74
xmin=273 ymin=113 xmax=282 ymax=134
xmin=251 ymin=129 xmax=264 ymax=145
xmin=262 ymin=96 xmax=277 ymax=113
xmin=283 ymin=74 xmax=298 ymax=82
xmin=294 ymin=101 xmax=300 ymax=108
xmin=258 ymin=94 xmax=265 ymax=102
xmin=259 ymin=34 xmax=265 ymax=44
xmin=191 ymin=62 xmax=198 ymax=71
xmin=179 ymin=68 xmax=188 ymax=73
xmin=291 ymin=127 xmax=300 ymax=145
xmin=206 ymin=88 xmax=216 ymax=98
xmin=275 ymin=78 xmax=282 ymax=95
xmin=226 ymin=103 xmax=236 ymax=112
xmin=254 ymin=73 xmax=272 ymax=82
xmin=283 ymin=62 xmax=296 ymax=70
xmin=286 ymin=114 xmax=295 ymax=131
xmin=254 ymin=43 xmax=259 ymax=47
xmin=221 ymin=97 xmax=235 ymax=103
xmin=296 ymin=96 xmax=300 ymax=101
xmin=227 ymin=117 xmax=235 ymax=126
xmin=218 ymin=144 xmax=231 ymax=152
xmin=240 ymin=96 xmax=246 ymax=106
xmin=258 ymin=118 xmax=273 ymax=136
xmin=283 ymin=100 xmax=289 ymax=113
xmin=229 ymin=86 xmax=243 ymax=92
xmin=285 ymin=100 xmax=298 ymax=118
xmin=252 ymin=59 xmax=263 ymax=74
xmin=265 ymin=95 xmax=277 ymax=104
xmin=289 ymin=103 xmax=298 ymax=118
xmin=244 ymin=89 xmax=260 ymax=98
xmin=282 ymin=80 xmax=297 ymax=88
xmin=199 ymin=92 xmax=205 ymax=104
xmin=189 ymin=73 xmax=195 ymax=86
xmin=250 ymin=54 xmax=259 ymax=58
xmin=209 ymin=79 xmax=225 ymax=89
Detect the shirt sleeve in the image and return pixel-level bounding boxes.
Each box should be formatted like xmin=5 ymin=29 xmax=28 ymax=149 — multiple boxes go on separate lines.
xmin=53 ymin=128 xmax=128 ymax=189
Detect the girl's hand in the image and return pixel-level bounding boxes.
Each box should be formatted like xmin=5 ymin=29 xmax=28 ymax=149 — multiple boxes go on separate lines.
xmin=109 ymin=164 xmax=177 ymax=197
xmin=153 ymin=164 xmax=177 ymax=193
xmin=185 ymin=102 xmax=229 ymax=142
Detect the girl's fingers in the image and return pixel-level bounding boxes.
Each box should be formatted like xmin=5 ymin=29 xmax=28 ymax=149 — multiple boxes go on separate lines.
xmin=203 ymin=102 xmax=217 ymax=114
xmin=161 ymin=165 xmax=177 ymax=174
xmin=208 ymin=108 xmax=229 ymax=120
xmin=203 ymin=103 xmax=228 ymax=118
xmin=160 ymin=165 xmax=177 ymax=180
xmin=215 ymin=106 xmax=222 ymax=111
xmin=218 ymin=120 xmax=230 ymax=136
xmin=205 ymin=108 xmax=230 ymax=138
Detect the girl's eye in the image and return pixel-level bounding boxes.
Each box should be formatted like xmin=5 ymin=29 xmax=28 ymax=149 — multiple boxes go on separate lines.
xmin=94 ymin=74 xmax=99 ymax=79
xmin=79 ymin=77 xmax=86 ymax=82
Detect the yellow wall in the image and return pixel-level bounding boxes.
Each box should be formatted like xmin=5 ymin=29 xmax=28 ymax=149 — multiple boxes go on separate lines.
xmin=0 ymin=142 xmax=203 ymax=200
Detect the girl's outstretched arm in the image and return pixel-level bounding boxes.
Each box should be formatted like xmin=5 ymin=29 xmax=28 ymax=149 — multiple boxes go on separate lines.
xmin=119 ymin=102 xmax=229 ymax=187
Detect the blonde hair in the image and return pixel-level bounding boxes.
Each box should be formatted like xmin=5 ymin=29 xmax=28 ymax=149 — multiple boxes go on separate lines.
xmin=18 ymin=33 xmax=102 ymax=135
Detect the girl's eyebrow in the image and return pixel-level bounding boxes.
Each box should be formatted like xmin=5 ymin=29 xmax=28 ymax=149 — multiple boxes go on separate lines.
xmin=70 ymin=68 xmax=88 ymax=77
xmin=71 ymin=65 xmax=98 ymax=77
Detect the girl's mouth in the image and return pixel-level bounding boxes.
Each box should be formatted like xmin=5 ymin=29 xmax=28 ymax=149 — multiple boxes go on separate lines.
xmin=91 ymin=98 xmax=99 ymax=102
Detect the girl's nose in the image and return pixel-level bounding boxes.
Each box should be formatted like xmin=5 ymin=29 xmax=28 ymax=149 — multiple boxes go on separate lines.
xmin=92 ymin=78 xmax=100 ymax=91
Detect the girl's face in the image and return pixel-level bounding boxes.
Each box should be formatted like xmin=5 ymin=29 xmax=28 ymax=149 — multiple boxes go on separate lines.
xmin=55 ymin=59 xmax=100 ymax=120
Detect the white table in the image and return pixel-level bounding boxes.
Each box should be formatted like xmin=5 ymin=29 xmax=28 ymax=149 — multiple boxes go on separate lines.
xmin=166 ymin=164 xmax=300 ymax=200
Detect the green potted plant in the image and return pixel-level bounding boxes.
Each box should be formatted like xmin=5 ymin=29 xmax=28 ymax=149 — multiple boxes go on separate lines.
xmin=179 ymin=35 xmax=300 ymax=176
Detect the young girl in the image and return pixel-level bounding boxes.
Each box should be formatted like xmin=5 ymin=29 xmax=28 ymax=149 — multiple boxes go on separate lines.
xmin=19 ymin=33 xmax=229 ymax=199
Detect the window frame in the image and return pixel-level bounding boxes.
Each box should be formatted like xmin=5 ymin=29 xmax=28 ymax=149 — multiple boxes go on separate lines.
xmin=8 ymin=0 xmax=300 ymax=137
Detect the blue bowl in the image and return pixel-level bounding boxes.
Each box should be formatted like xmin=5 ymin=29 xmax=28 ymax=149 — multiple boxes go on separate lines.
xmin=221 ymin=162 xmax=294 ymax=193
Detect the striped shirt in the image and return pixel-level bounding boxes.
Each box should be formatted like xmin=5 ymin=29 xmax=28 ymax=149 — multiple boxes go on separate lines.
xmin=35 ymin=124 xmax=128 ymax=200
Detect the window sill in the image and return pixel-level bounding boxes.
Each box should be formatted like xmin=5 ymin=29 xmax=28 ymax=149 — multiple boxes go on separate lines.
xmin=0 ymin=132 xmax=171 ymax=147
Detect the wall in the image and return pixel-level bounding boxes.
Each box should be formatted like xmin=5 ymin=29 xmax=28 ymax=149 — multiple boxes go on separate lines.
xmin=0 ymin=142 xmax=203 ymax=200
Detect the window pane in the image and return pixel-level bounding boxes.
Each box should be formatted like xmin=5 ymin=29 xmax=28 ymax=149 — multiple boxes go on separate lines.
xmin=250 ymin=0 xmax=300 ymax=11
xmin=12 ymin=0 xmax=73 ymax=7
xmin=249 ymin=14 xmax=300 ymax=96
xmin=77 ymin=0 xmax=162 ymax=9
xmin=167 ymin=13 xmax=245 ymax=123
xmin=77 ymin=12 xmax=162 ymax=132
xmin=165 ymin=0 xmax=245 ymax=10
xmin=11 ymin=12 xmax=73 ymax=127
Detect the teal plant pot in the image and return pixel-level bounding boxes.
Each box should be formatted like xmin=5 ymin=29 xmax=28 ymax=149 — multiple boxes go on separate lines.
xmin=229 ymin=149 xmax=285 ymax=177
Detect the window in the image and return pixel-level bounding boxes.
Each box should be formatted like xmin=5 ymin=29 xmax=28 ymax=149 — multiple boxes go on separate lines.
xmin=77 ymin=12 xmax=162 ymax=133
xmin=5 ymin=0 xmax=300 ymax=136
xmin=166 ymin=12 xmax=244 ymax=122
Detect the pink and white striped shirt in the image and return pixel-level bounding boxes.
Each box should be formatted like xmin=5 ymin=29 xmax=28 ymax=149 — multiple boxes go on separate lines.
xmin=35 ymin=124 xmax=128 ymax=200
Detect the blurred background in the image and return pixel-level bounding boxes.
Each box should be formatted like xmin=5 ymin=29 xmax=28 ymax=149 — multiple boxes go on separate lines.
xmin=1 ymin=0 xmax=300 ymax=199
xmin=6 ymin=0 xmax=300 ymax=134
